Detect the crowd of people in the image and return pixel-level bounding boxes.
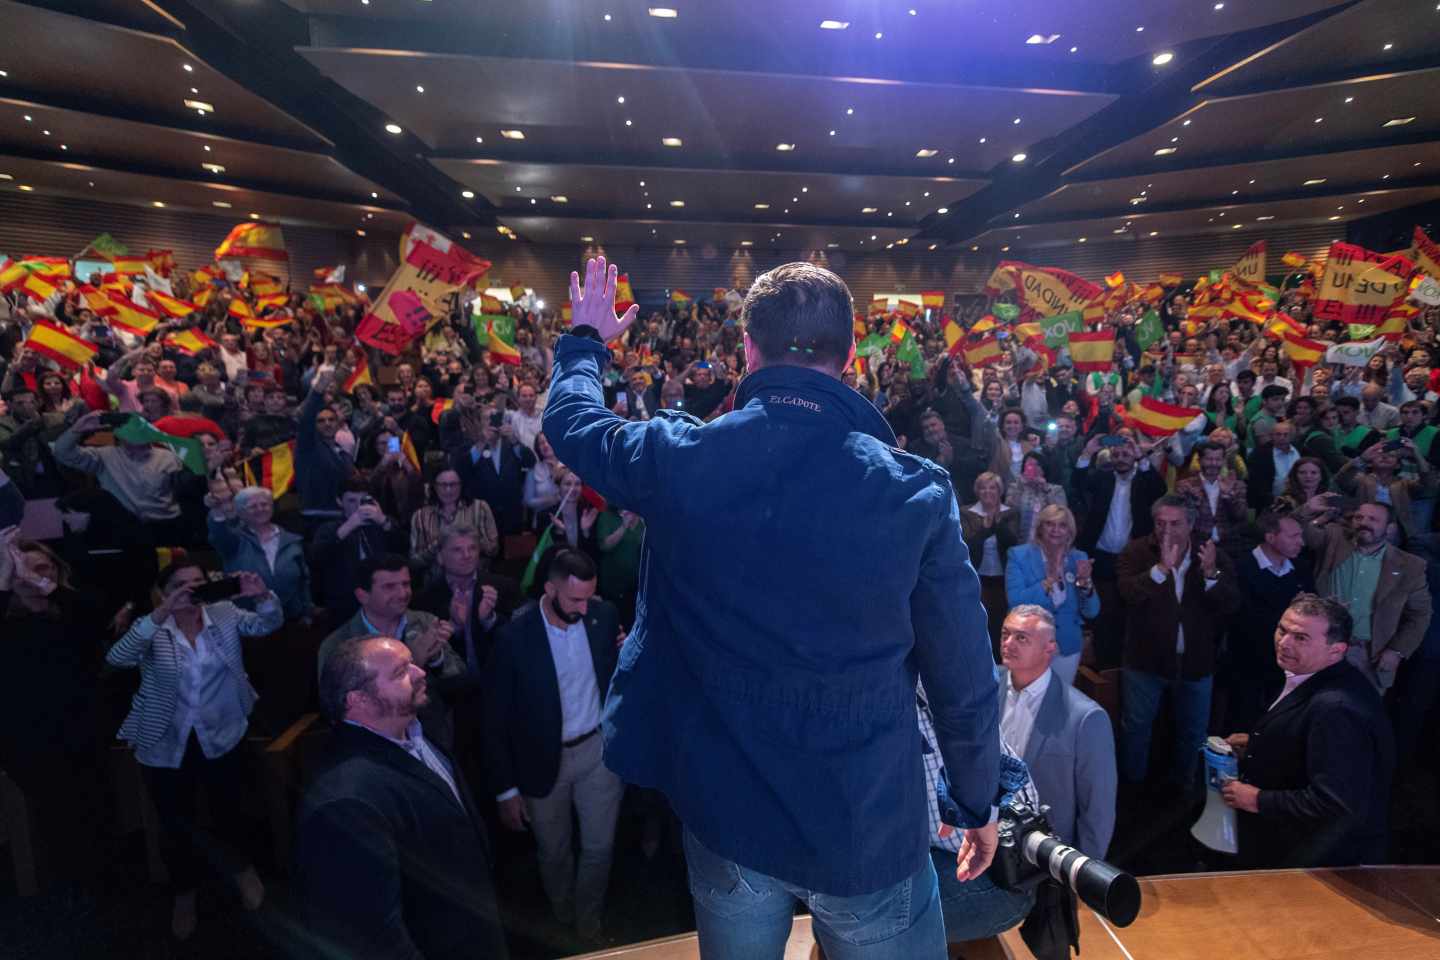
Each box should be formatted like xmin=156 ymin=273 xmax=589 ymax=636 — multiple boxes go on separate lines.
xmin=1 ymin=237 xmax=1437 ymax=956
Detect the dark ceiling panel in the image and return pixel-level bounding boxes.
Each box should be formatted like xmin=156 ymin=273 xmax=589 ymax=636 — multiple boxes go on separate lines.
xmin=285 ymin=0 xmax=1345 ymax=66
xmin=299 ymin=48 xmax=1114 ymax=170
xmin=76 ymin=0 xmax=186 ymax=32
xmin=0 ymin=0 xmax=327 ymax=148
xmin=1197 ymin=0 xmax=1440 ymax=94
xmin=493 ymin=215 xmax=915 ymax=252
xmin=1008 ymin=142 xmax=1438 ymax=223
xmin=0 ymin=155 xmax=409 ymax=232
xmin=429 ymin=159 xmax=980 ymax=226
xmin=1067 ymin=68 xmax=1440 ymax=179
xmin=0 ymin=98 xmax=401 ymax=205
xmin=966 ymin=184 xmax=1440 ymax=248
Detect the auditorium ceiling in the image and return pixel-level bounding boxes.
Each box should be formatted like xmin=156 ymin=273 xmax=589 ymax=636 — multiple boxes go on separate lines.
xmin=0 ymin=0 xmax=1436 ymax=252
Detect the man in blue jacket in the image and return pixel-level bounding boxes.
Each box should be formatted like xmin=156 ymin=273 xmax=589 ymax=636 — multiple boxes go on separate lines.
xmin=544 ymin=258 xmax=1000 ymax=958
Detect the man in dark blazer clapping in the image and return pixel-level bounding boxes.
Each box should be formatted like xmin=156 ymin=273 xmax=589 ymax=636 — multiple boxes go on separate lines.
xmin=484 ymin=549 xmax=623 ymax=944
xmin=449 ymin=405 xmax=537 ymax=536
xmin=1222 ymin=594 xmax=1395 ymax=869
xmin=295 ymin=635 xmax=507 ymax=960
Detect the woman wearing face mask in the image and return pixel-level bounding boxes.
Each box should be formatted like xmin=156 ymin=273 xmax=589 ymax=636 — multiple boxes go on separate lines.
xmin=1005 ymin=451 xmax=1068 ymax=543
xmin=107 ymin=561 xmax=282 ymax=941
xmin=0 ymin=530 xmax=117 ymax=891
xmin=1004 ymin=505 xmax=1098 ymax=685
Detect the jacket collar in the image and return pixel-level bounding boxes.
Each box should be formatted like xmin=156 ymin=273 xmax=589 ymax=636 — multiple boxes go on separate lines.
xmin=735 ymin=365 xmax=897 ymax=446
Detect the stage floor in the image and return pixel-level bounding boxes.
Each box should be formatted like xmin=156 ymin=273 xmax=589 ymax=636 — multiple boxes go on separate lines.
xmin=568 ymin=866 xmax=1440 ymax=959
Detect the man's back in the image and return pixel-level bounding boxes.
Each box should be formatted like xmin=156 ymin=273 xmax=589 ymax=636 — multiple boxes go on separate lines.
xmin=545 ymin=340 xmax=999 ymax=897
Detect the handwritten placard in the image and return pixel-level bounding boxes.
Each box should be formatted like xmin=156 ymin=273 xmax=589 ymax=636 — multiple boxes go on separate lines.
xmin=356 ymin=311 xmax=414 ymax=355
xmin=389 ymin=289 xmax=432 ymax=338
xmin=405 ymin=241 xmax=488 ymax=288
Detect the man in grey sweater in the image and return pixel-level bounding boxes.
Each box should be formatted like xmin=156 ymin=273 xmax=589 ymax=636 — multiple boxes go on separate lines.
xmin=53 ymin=410 xmax=184 ymax=523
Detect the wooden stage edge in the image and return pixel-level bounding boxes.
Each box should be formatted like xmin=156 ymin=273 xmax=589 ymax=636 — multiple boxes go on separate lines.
xmin=568 ymin=866 xmax=1440 ymax=960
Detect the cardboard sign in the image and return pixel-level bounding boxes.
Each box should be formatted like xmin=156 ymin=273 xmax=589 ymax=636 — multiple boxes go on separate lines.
xmin=356 ymin=311 xmax=415 ymax=355
xmin=389 ymin=289 xmax=432 ymax=338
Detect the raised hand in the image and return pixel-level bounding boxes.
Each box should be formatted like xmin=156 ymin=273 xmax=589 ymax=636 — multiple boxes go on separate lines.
xmin=568 ymin=256 xmax=639 ymax=341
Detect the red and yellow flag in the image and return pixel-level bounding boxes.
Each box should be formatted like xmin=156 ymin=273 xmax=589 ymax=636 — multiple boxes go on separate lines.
xmin=147 ymin=249 xmax=176 ymax=276
xmin=1104 ymin=271 xmax=1126 ymax=289
xmin=77 ymin=284 xmax=118 ymax=317
xmin=1128 ymin=397 xmax=1202 ymax=438
xmin=1158 ymin=273 xmax=1182 ymax=288
xmin=243 ymin=313 xmax=293 ymax=331
xmin=561 ymin=301 xmax=573 ymax=322
xmin=107 ymin=296 xmax=162 ymax=336
xmin=166 ymin=328 xmax=218 ymax=356
xmin=963 ymin=336 xmax=1003 ymax=368
xmin=248 ymin=273 xmax=283 ymax=298
xmin=111 ymin=256 xmax=149 ymax=277
xmin=971 ymin=314 xmax=997 ymax=334
xmin=25 ymin=320 xmax=98 ymax=370
xmin=509 ymin=283 xmax=527 ymax=302
xmin=243 ymin=441 xmax=296 ymax=497
xmin=1280 ymin=332 xmax=1326 ymax=368
xmin=671 ymin=289 xmax=692 ymax=303
xmin=228 ymin=298 xmax=255 ymax=322
xmin=1413 ymin=226 xmax=1440 ymax=282
xmin=193 ymin=285 xmax=214 ymax=308
xmin=1313 ymin=241 xmax=1413 ymax=326
xmin=1231 ymin=240 xmax=1268 ymax=286
xmin=1067 ymin=330 xmax=1116 ymax=372
xmin=921 ymin=290 xmax=945 ymax=309
xmin=943 ymin=318 xmax=965 ymax=355
xmin=0 ymin=258 xmax=27 ymax=292
xmin=20 ymin=270 xmax=59 ymax=302
xmin=895 ymin=300 xmax=921 ymax=320
xmin=21 ymin=257 xmax=72 ymax=280
xmin=400 ymin=431 xmax=421 ymax=472
xmin=342 ymin=352 xmax=373 ymax=392
xmin=888 ymin=319 xmax=911 ymax=343
xmin=148 ymin=290 xmax=197 ymax=319
xmin=1281 ymin=252 xmax=1309 ymax=269
xmin=215 ymin=221 xmax=289 ymax=284
xmin=614 ymin=274 xmax=635 ymax=312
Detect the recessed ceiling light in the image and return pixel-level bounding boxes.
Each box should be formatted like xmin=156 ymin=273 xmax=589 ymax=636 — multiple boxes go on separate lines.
xmin=1001 ymin=245 xmax=1010 ymax=251
xmin=947 ymin=157 xmax=955 ymax=164
xmin=461 ymin=190 xmax=475 ymax=199
xmin=462 ymin=232 xmax=472 ymax=239
xmin=1249 ymin=179 xmax=1256 ymax=184
xmin=669 ymin=200 xmax=685 ymax=207
xmin=384 ymin=122 xmax=403 ymax=134
xmin=22 ymin=115 xmax=31 ymax=122
xmin=369 ymin=191 xmax=378 ymax=199
xmin=936 ymin=207 xmax=949 ymax=214
xmin=182 ymin=63 xmax=193 ymax=72
xmin=908 ymin=7 xmax=917 ymax=14
xmin=356 ymin=229 xmax=366 ymax=236
xmin=550 ymin=195 xmax=568 ymax=203
xmin=1383 ymin=42 xmax=1393 ymax=51
xmin=475 ymin=136 xmax=484 ymax=143
xmin=661 ymin=136 xmax=682 ymax=147
xmin=18 ymin=184 xmax=33 ymax=191
xmin=1329 ymin=215 xmax=1342 ymax=221
xmin=1070 ymin=46 xmax=1078 ymax=53
xmin=152 ymin=201 xmax=165 ymax=208
xmin=1026 ymin=33 xmax=1061 ymax=45
xmin=870 ymin=235 xmax=877 ymax=240
xmin=792 ymin=196 xmax=798 ymax=202
xmin=1154 ymin=147 xmax=1178 ymax=156
xmin=1314 ymin=117 xmax=1323 ymax=123
xmin=829 ymin=129 xmax=836 ymax=136
xmin=1345 ymin=97 xmax=1355 ymax=103
xmin=1232 ymin=223 xmax=1243 ymax=229
xmin=861 ymin=206 xmax=877 ymax=213
xmin=0 ymin=173 xmax=9 ymax=180
xmin=1384 ymin=117 xmax=1416 ymax=127
xmin=211 ymin=200 xmax=232 ymax=208
xmin=416 ymin=85 xmax=425 ymax=93
xmin=978 ymin=137 xmax=988 ymax=144
xmin=41 ymin=129 xmax=49 ymax=136
xmin=530 ymin=197 xmax=537 ymax=204
xmin=905 ymin=201 xmax=911 ymax=206
xmin=515 ymin=186 xmax=522 ymax=191
xmin=1012 ymin=117 xmax=1022 ymax=125
xmin=874 ymin=31 xmax=883 ymax=39
xmin=646 ymin=202 xmax=652 ymax=208
xmin=1077 ymin=237 xmax=1088 ymax=243
xmin=603 ymin=13 xmax=611 ymax=21
xmin=915 ymin=148 xmax=938 ymax=157
xmin=1171 ymin=136 xmax=1180 ymax=143
xmin=1183 ymin=119 xmax=1192 ymax=126
xmin=819 ymin=19 xmax=849 ymax=29
xmin=59 ymin=144 xmax=67 ymax=150
xmin=616 ymin=95 xmax=625 ymax=104
xmin=1304 ymin=178 xmax=1327 ymax=185
xmin=249 ymin=212 xmax=260 ymax=219
xmin=1383 ymin=173 xmax=1391 ymax=179
xmin=740 ymin=240 xmax=753 ymax=246
xmin=0 ymin=70 xmax=7 ymax=78
xmin=500 ymin=129 xmax=525 ymax=139
xmin=1149 ymin=231 xmax=1159 ymax=237
xmin=648 ymin=7 xmax=678 ymax=18
xmin=1011 ymin=153 xmax=1027 ymax=162
xmin=886 ymin=211 xmax=892 ymax=216
xmin=845 ymin=107 xmax=854 ymax=115
xmin=1214 ymin=2 xmax=1224 ymax=8
xmin=202 ymin=162 xmax=225 ymax=174
xmin=754 ymin=203 xmax=770 ymax=209
xmin=1416 ymin=161 xmax=1424 ymax=167
xmin=776 ymin=143 xmax=795 ymax=151
xmin=184 ymin=99 xmax=214 ymax=114
xmin=581 ymin=235 xmax=595 ymax=242
xmin=673 ymin=239 xmax=686 ymax=245
xmin=1135 ymin=25 xmax=1145 ymax=32
xmin=923 ymin=191 xmax=930 ymax=197
xmin=1152 ymin=52 xmax=1174 ymax=65
xmin=625 ymin=119 xmax=633 ymax=126
xmin=1232 ymin=189 xmax=1239 ymax=195
xmin=802 ymin=186 xmax=808 ymax=192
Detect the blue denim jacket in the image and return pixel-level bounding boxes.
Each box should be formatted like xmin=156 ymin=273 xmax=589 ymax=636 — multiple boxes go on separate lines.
xmin=207 ymin=515 xmax=313 ymax=621
xmin=544 ymin=334 xmax=1000 ymax=896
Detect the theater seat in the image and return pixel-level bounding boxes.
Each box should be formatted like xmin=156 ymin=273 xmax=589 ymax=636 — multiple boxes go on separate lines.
xmin=261 ymin=713 xmax=332 ymax=871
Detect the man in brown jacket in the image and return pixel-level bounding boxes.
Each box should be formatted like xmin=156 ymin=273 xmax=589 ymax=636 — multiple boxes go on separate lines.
xmin=1117 ymin=495 xmax=1241 ymax=789
xmin=1299 ymin=497 xmax=1431 ymax=692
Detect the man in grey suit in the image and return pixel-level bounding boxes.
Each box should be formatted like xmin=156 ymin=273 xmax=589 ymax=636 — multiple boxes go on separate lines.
xmin=998 ymin=605 xmax=1117 ymax=857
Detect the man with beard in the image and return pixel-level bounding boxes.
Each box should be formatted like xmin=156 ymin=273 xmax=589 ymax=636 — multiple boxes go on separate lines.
xmin=295 ymin=636 xmax=507 ymax=959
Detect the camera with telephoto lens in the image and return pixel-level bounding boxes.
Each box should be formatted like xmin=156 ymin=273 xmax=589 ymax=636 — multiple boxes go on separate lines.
xmin=992 ymin=796 xmax=1141 ymax=927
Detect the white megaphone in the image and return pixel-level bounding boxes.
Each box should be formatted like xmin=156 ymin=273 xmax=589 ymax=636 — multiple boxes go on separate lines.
xmin=1190 ymin=736 xmax=1239 ymax=854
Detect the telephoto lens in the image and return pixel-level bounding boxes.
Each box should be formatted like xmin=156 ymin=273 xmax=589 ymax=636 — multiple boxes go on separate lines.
xmin=1020 ymin=831 xmax=1141 ymax=927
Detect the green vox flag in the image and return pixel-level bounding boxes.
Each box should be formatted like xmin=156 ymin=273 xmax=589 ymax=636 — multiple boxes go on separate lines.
xmin=87 ymin=233 xmax=129 ymax=258
xmin=992 ymin=302 xmax=1021 ymax=323
xmin=856 ymin=333 xmax=889 ymax=358
xmin=1134 ymin=310 xmax=1164 ymax=351
xmin=1041 ymin=311 xmax=1084 ymax=351
xmin=895 ymin=332 xmax=926 ymax=380
xmin=112 ymin=415 xmax=206 ymax=475
xmin=1208 ymin=269 xmax=1224 ymax=283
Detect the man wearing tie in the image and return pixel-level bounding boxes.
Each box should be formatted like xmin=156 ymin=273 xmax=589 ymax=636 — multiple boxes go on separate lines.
xmin=1221 ymin=594 xmax=1395 ymax=868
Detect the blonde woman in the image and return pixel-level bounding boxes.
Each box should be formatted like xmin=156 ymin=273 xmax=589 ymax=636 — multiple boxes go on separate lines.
xmin=1004 ymin=505 xmax=1098 ymax=685
xmin=959 ymin=471 xmax=1022 ymax=657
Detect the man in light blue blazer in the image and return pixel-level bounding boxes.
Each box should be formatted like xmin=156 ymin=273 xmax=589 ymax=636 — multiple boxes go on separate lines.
xmin=998 ymin=605 xmax=1117 ymax=857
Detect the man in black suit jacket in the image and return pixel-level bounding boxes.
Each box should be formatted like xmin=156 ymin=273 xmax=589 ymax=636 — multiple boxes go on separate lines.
xmin=1072 ymin=433 xmax=1166 ymax=666
xmin=1245 ymin=420 xmax=1301 ymax=513
xmin=295 ymin=635 xmax=507 ymax=960
xmin=448 ymin=405 xmax=537 ymax=536
xmin=1222 ymin=594 xmax=1395 ymax=869
xmin=484 ymin=549 xmax=622 ymax=943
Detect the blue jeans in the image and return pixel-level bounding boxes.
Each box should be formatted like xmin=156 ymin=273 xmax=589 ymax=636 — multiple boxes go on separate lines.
xmin=929 ymin=849 xmax=1033 ymax=942
xmin=1120 ymin=669 xmax=1213 ymax=787
xmin=684 ymin=829 xmax=947 ymax=960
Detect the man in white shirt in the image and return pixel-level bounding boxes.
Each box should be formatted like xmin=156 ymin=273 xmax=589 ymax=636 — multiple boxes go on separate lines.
xmin=483 ymin=549 xmax=623 ymax=944
xmin=997 ymin=606 xmax=1117 ymax=857
xmin=1360 ymin=383 xmax=1400 ymax=430
xmin=504 ymin=382 xmax=545 ymax=451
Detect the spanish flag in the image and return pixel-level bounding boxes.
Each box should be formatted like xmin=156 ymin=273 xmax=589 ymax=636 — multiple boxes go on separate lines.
xmin=1158 ymin=273 xmax=1182 ymax=288
xmin=1264 ymin=314 xmax=1305 ymax=341
xmin=147 ymin=249 xmax=176 ymax=276
xmin=0 ymin=258 xmax=27 ymax=292
xmin=342 ymin=352 xmax=373 ymax=392
xmin=480 ymin=294 xmax=504 ymax=314
xmin=943 ymin=318 xmax=965 ymax=355
xmin=25 ymin=320 xmax=98 ymax=370
xmin=1013 ymin=321 xmax=1044 ymax=346
xmin=243 ymin=441 xmax=296 ymax=497
xmin=249 ymin=273 xmax=283 ymax=297
xmin=509 ymin=284 xmax=527 ymax=302
xmin=671 ymin=289 xmax=692 ymax=303
xmin=111 ymin=256 xmax=150 ymax=277
xmin=963 ymin=336 xmax=1003 ymax=368
xmin=614 ymin=273 xmax=635 ymax=311
xmin=1067 ymin=329 xmax=1116 ymax=372
xmin=20 ymin=270 xmax=59 ymax=302
xmin=193 ymin=285 xmax=214 ymax=308
xmin=1128 ymin=397 xmax=1203 ymax=438
xmin=1373 ymin=307 xmax=1413 ymax=341
xmin=1282 ymin=252 xmax=1308 ymax=269
xmin=22 ymin=257 xmax=72 ymax=280
xmin=1281 ymin=332 xmax=1326 ymax=368
xmin=889 ymin=319 xmax=910 ymax=343
xmin=228 ymin=297 xmax=255 ymax=322
xmin=166 ymin=328 xmax=218 ymax=356
xmin=77 ymin=284 xmax=118 ymax=317
xmin=895 ymin=300 xmax=920 ymax=319
xmin=430 ymin=398 xmax=454 ymax=425
xmin=921 ymin=290 xmax=945 ymax=309
xmin=970 ymin=314 xmax=997 ymax=334
xmin=148 ymin=290 xmax=197 ymax=319
xmin=107 ymin=296 xmax=162 ymax=336
xmin=243 ymin=313 xmax=293 ymax=331
xmin=561 ymin=301 xmax=572 ymax=322
xmin=485 ymin=315 xmax=522 ymax=365
xmin=1104 ymin=271 xmax=1126 ymax=289
xmin=215 ymin=221 xmax=289 ymax=285
xmin=255 ymin=292 xmax=289 ymax=311
xmin=400 ymin=431 xmax=421 ymax=473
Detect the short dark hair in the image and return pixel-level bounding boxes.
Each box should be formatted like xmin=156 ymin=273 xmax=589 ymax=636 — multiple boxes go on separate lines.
xmin=1257 ymin=509 xmax=1300 ymax=538
xmin=342 ymin=476 xmax=372 ymax=495
xmin=742 ymin=262 xmax=854 ymax=372
xmin=1334 ymin=395 xmax=1360 ymax=410
xmin=1355 ymin=499 xmax=1394 ymax=523
xmin=1236 ymin=369 xmax=1257 ymax=383
xmin=1286 ymin=593 xmax=1353 ymax=646
xmin=1287 ymin=396 xmax=1315 ymax=417
xmin=1401 ymin=400 xmax=1425 ymax=414
xmin=357 ymin=553 xmax=409 ymax=592
xmin=1261 ymin=384 xmax=1289 ymax=400
xmin=547 ymin=548 xmax=597 ymax=584
xmin=1151 ymin=493 xmax=1197 ymax=525
xmin=1194 ymin=440 xmax=1227 ymax=459
xmin=156 ymin=558 xmax=203 ymax=591
xmin=319 ymin=635 xmax=381 ymax=722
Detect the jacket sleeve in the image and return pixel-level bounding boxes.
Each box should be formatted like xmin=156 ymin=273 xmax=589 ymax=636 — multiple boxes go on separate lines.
xmin=297 ymin=799 xmax=425 ymax=960
xmin=1076 ymin=552 xmax=1101 ymax=620
xmin=912 ymin=486 xmax=1001 ymax=828
xmin=1005 ymin=549 xmax=1050 ymax=609
xmin=206 ymin=513 xmax=243 ymax=564
xmin=1255 ymin=696 xmax=1375 ymax=830
xmin=1073 ymin=705 xmax=1118 ymax=858
xmin=225 ymin=595 xmax=285 ymax=636
xmin=1387 ymin=563 xmax=1432 ymax=658
xmin=294 ymin=386 xmax=326 ymax=461
xmin=1116 ymin=540 xmax=1168 ymax=607
xmin=542 ymin=334 xmax=681 ymax=510
xmin=51 ymin=424 xmax=102 ymax=474
xmin=107 ymin=611 xmax=162 ymax=667
xmin=481 ymin=629 xmax=520 ymax=798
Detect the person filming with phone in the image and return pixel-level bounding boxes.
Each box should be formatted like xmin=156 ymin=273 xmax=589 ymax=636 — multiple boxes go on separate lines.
xmin=106 ymin=562 xmax=282 ymax=941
